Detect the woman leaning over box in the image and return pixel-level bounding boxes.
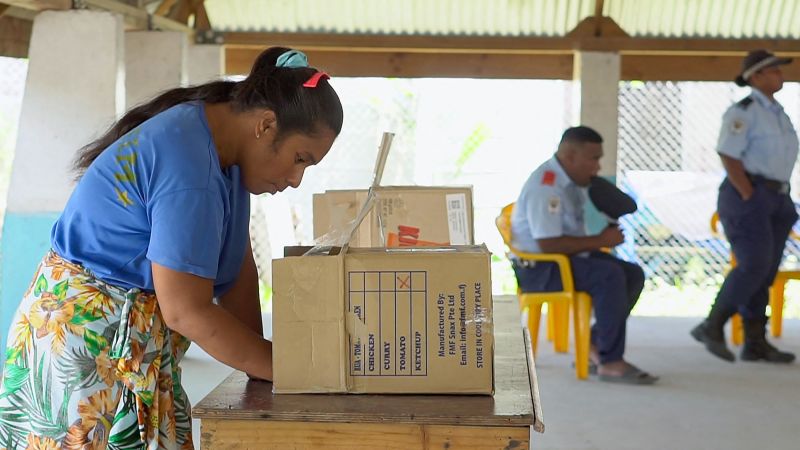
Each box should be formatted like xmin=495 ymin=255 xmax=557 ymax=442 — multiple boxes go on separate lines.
xmin=0 ymin=47 xmax=343 ymax=449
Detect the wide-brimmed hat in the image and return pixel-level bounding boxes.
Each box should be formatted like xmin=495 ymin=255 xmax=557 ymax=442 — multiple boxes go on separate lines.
xmin=735 ymin=49 xmax=792 ymax=86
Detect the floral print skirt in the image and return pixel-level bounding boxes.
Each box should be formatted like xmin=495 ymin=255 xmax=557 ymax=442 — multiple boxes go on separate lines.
xmin=0 ymin=251 xmax=193 ymax=449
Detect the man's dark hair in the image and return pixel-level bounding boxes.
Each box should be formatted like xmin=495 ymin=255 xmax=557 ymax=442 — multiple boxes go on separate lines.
xmin=559 ymin=126 xmax=603 ymax=146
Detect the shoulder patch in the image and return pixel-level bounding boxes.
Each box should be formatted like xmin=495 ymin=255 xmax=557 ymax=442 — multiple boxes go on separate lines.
xmin=541 ymin=170 xmax=556 ymax=186
xmin=548 ymin=195 xmax=561 ymax=214
xmin=730 ymin=118 xmax=746 ymax=134
xmin=736 ymin=97 xmax=753 ymax=109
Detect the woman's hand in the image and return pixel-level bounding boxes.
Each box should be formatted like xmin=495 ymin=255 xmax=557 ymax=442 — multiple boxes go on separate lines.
xmin=152 ymin=261 xmax=273 ymax=381
xmin=247 ymin=372 xmax=270 ymax=382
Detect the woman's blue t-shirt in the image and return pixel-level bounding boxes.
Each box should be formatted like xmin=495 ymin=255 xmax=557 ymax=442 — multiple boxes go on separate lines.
xmin=51 ymin=102 xmax=250 ymax=297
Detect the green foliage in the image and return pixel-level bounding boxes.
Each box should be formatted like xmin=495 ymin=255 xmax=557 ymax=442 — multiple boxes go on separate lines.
xmin=259 ymin=280 xmax=272 ymax=312
xmin=491 ymin=259 xmax=518 ymax=296
xmin=454 ymin=122 xmax=491 ymax=177
xmin=682 ymin=256 xmax=720 ymax=288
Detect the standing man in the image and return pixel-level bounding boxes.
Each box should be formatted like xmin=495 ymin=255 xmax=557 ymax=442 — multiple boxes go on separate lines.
xmin=692 ymin=50 xmax=797 ymax=364
xmin=511 ymin=126 xmax=658 ymax=385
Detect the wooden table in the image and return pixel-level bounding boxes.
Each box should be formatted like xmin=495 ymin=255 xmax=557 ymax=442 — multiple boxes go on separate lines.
xmin=193 ymin=296 xmax=544 ymax=449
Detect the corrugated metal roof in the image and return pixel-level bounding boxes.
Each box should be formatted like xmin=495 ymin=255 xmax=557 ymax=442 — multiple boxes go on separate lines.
xmin=204 ymin=0 xmax=800 ymax=39
xmin=605 ymin=0 xmax=800 ymax=39
xmin=204 ymin=0 xmax=595 ymax=36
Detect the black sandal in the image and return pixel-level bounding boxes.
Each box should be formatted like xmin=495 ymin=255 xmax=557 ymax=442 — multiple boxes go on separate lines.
xmin=597 ymin=365 xmax=659 ymax=385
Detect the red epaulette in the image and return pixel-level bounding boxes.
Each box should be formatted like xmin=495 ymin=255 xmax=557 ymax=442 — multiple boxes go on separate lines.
xmin=541 ymin=170 xmax=556 ymax=186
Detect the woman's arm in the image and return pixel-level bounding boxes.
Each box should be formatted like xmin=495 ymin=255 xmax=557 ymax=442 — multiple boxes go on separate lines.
xmin=218 ymin=238 xmax=264 ymax=338
xmin=152 ymin=258 xmax=273 ymax=381
xmin=217 ymin=238 xmax=273 ymax=380
xmin=538 ymin=225 xmax=624 ymax=255
xmin=719 ymin=154 xmax=754 ymax=200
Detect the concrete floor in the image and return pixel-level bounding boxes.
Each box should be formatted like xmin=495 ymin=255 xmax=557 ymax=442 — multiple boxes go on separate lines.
xmin=531 ymin=315 xmax=800 ymax=450
xmin=181 ymin=314 xmax=800 ymax=450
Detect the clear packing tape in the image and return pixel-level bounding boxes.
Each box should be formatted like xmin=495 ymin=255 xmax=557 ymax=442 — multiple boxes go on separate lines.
xmin=309 ymin=132 xmax=475 ymax=253
xmin=306 ymin=133 xmax=472 ymax=254
xmin=305 ymin=132 xmax=394 ymax=255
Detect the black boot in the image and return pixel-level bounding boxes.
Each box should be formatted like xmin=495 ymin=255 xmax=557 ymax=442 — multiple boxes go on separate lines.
xmin=691 ymin=303 xmax=735 ymax=362
xmin=741 ymin=317 xmax=795 ymax=363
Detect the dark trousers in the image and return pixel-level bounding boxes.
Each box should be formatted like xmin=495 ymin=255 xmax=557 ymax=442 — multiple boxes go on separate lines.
xmin=513 ymin=251 xmax=645 ymax=363
xmin=714 ymin=178 xmax=798 ymax=320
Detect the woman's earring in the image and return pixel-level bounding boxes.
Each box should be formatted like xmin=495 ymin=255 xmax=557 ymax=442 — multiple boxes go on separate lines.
xmin=256 ymin=130 xmax=261 ymax=139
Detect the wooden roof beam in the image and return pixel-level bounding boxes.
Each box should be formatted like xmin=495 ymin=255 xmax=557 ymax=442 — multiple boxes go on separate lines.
xmin=5 ymin=0 xmax=70 ymax=9
xmin=0 ymin=14 xmax=32 ymax=57
xmin=193 ymin=0 xmax=209 ymax=31
xmin=224 ymin=44 xmax=800 ymax=82
xmin=222 ymin=32 xmax=800 ymax=57
xmin=160 ymin=0 xmax=209 ymax=31
xmin=154 ymin=0 xmax=178 ymax=16
xmin=1 ymin=4 xmax=38 ymax=20
xmin=84 ymin=0 xmax=193 ymax=32
xmin=6 ymin=0 xmax=193 ymax=32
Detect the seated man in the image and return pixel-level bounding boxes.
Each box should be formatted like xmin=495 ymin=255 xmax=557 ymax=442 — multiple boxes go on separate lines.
xmin=511 ymin=126 xmax=657 ymax=385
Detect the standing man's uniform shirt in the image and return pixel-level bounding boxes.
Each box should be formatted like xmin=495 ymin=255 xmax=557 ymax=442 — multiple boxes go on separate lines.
xmin=511 ymin=156 xmax=588 ymax=254
xmin=717 ymin=88 xmax=799 ymax=182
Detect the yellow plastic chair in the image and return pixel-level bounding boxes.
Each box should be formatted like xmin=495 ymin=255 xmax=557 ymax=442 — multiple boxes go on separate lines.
xmin=496 ymin=203 xmax=593 ymax=380
xmin=770 ymin=267 xmax=800 ymax=336
xmin=711 ymin=212 xmax=796 ymax=344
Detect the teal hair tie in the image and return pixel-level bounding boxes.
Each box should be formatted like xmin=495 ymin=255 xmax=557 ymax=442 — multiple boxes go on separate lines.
xmin=276 ymin=50 xmax=309 ymax=68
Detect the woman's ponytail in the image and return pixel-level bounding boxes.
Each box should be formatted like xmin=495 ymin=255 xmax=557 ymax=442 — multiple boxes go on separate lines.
xmin=74 ymin=46 xmax=343 ymax=176
xmin=73 ymin=80 xmax=237 ymax=176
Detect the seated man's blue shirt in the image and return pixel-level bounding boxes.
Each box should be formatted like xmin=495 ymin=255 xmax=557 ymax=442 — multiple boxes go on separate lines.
xmin=511 ymin=156 xmax=587 ymax=254
xmin=51 ymin=102 xmax=250 ymax=297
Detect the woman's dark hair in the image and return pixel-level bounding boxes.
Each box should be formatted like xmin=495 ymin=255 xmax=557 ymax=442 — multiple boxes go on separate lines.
xmin=74 ymin=46 xmax=343 ymax=175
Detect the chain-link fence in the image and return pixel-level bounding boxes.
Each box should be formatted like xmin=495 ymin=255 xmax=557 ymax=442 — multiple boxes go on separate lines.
xmin=615 ymin=80 xmax=800 ymax=316
xmin=617 ymin=81 xmax=800 ymax=285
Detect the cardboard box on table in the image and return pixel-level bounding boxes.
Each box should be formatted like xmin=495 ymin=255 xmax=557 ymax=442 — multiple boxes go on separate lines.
xmin=272 ymin=243 xmax=493 ymax=394
xmin=273 ymin=132 xmax=493 ymax=394
xmin=312 ymin=186 xmax=475 ymax=248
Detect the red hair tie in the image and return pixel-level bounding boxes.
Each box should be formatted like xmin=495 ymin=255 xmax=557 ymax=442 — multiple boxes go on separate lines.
xmin=303 ymin=71 xmax=330 ymax=88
